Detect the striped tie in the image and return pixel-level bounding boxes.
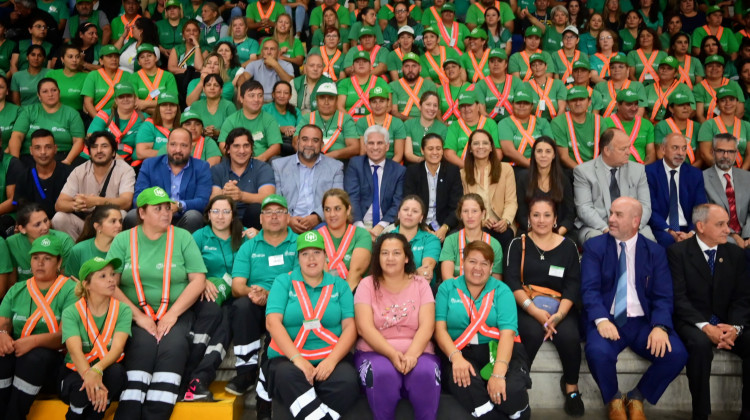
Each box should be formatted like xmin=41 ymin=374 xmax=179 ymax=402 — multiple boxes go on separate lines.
xmin=725 ymin=174 xmax=741 ymax=233
xmin=614 ymin=242 xmax=628 ymax=327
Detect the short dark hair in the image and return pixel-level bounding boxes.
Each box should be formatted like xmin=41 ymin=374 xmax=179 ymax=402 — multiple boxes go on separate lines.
xmin=224 ymin=127 xmax=254 ymax=155
xmin=30 ymin=128 xmax=55 ymax=143
xmin=299 ymin=124 xmax=323 ymax=139
xmin=16 ymin=202 xmax=45 ymax=227
xmin=27 ymin=44 xmax=46 ymax=58
xmin=421 ymin=133 xmax=444 ymax=150
xmin=600 ymin=127 xmax=618 ymax=150
xmin=240 ymin=80 xmax=264 ymax=97
xmin=204 ymin=73 xmax=224 ymax=88
xmin=36 ymin=77 xmax=57 ymax=94
xmin=370 ymin=233 xmax=417 ymax=290
xmin=86 ymin=131 xmax=117 ymax=152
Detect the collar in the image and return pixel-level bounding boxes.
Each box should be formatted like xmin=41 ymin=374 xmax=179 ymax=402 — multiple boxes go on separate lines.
xmin=663 ymin=159 xmax=681 ymax=175
xmin=295 ymin=153 xmax=322 ymax=168
xmin=616 ymin=233 xmax=638 ymax=253
xmin=695 ymin=234 xmax=718 ymax=254
xmin=425 ymin=162 xmax=441 ymax=176
xmin=368 ymin=158 xmax=385 ymax=167
xmin=715 ymin=165 xmax=732 ymax=179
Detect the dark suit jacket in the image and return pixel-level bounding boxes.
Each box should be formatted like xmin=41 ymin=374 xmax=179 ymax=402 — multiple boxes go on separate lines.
xmin=581 ymin=233 xmax=674 ymax=329
xmin=344 ymin=156 xmax=405 ymax=224
xmin=645 ymin=160 xmax=707 ymax=232
xmin=668 ymin=236 xmax=750 ymax=328
xmin=403 ymin=161 xmax=463 ymax=230
xmin=134 ymin=155 xmax=212 ymax=212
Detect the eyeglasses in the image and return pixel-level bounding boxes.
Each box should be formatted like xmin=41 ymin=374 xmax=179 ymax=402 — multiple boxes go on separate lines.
xmin=32 ymin=25 xmax=50 ymax=30
xmin=715 ymin=148 xmax=738 ymax=155
xmin=210 ymin=209 xmax=232 ymax=215
xmin=600 ymin=35 xmax=613 ymax=40
xmin=563 ymin=35 xmax=577 ymax=40
xmin=395 ymin=9 xmax=408 ymax=13
xmin=261 ymin=209 xmax=289 ymax=215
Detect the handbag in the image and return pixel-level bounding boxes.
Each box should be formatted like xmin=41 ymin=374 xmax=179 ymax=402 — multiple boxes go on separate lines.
xmin=521 ymin=234 xmax=562 ymax=314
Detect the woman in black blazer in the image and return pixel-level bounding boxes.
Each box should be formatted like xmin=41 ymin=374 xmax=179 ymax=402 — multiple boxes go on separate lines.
xmin=403 ymin=133 xmax=464 ymax=241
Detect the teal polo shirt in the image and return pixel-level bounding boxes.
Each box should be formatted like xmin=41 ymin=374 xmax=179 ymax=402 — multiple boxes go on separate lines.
xmin=232 ymin=227 xmax=299 ymax=291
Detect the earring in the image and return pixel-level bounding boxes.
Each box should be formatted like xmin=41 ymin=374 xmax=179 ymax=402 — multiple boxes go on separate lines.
xmin=554 ymin=223 xmax=558 ymax=229
xmin=527 ymin=221 xmax=531 ymax=229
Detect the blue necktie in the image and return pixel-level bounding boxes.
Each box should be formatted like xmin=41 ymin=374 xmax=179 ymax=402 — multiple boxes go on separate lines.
xmin=704 ymin=249 xmax=716 ymax=276
xmin=614 ymin=242 xmax=628 ymax=327
xmin=668 ymin=169 xmax=680 ymax=231
xmin=372 ymin=164 xmax=380 ymax=225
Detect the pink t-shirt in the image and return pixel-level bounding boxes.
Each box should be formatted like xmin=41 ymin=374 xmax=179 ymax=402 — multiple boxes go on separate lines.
xmin=354 ymin=275 xmax=435 ymax=354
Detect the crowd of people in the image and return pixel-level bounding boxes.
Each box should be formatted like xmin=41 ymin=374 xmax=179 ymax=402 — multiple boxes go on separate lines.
xmin=0 ymin=0 xmax=749 ymax=419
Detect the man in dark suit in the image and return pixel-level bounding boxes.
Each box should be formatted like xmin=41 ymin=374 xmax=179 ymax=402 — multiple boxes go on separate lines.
xmin=403 ymin=133 xmax=463 ymax=239
xmin=645 ymin=132 xmax=708 ymax=248
xmin=344 ymin=125 xmax=405 ymax=239
xmin=124 ymin=128 xmax=212 ymax=232
xmin=581 ymin=197 xmax=688 ymax=420
xmin=668 ymin=203 xmax=750 ymax=420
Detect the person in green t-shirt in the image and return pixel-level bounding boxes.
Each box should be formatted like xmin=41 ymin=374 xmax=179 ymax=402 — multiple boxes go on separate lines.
xmin=87 ymin=82 xmax=145 ymax=164
xmin=64 ymin=205 xmax=123 ymax=279
xmin=156 ymin=1 xmax=187 ymax=54
xmin=600 ymin=87 xmax=656 ymax=164
xmin=294 ymin=82 xmax=360 ymax=160
xmin=444 ymin=90 xmax=500 ymax=168
xmin=525 ymin=53 xmax=568 ymax=121
xmin=47 ymin=45 xmax=87 ymax=112
xmin=0 ymin=75 xmax=20 ymax=146
xmin=262 ymin=81 xmax=299 ymax=142
xmin=189 ymin=74 xmax=238 ymax=142
xmin=433 ymin=3 xmax=470 ymax=53
xmin=508 ymin=26 xmax=555 ymax=82
xmin=355 ymin=86 xmax=406 ymax=162
xmin=180 ymin=111 xmax=222 ymax=166
xmin=221 ymin=16 xmax=260 ymax=66
xmin=474 ymin=48 xmax=520 ymax=123
xmin=272 ymin=14 xmax=306 ymax=68
xmin=694 ymin=54 xmax=746 ymax=123
xmin=337 ymin=50 xmax=391 ymax=122
xmin=130 ymin=43 xmax=179 ymax=115
xmin=0 ymin=233 xmax=78 ymax=418
xmin=696 ymin=85 xmax=750 ymax=169
xmin=60 ymin=256 xmax=131 ymax=419
xmin=342 ymin=26 xmax=389 ymax=75
xmin=403 ymin=92 xmax=449 ymax=163
xmin=347 ymin=8 xmax=385 ymax=47
xmin=538 ymin=6 xmax=569 ymax=54
xmin=465 ymin=0 xmax=515 ymax=30
xmin=437 ymin=57 xmax=472 ymax=125
xmin=310 ymin=0 xmax=351 ymax=34
xmin=81 ymin=45 xmax=125 ymax=119
xmin=135 ymin=92 xmax=180 ymax=160
xmin=553 ymin=85 xmax=603 ymax=169
xmin=9 ymin=45 xmax=49 ymax=106
xmin=246 ymin=0 xmax=286 ymax=37
xmin=654 ymin=92 xmax=702 ymax=167
xmin=388 ymin=196 xmax=442 ymax=285
xmin=461 ymin=28 xmax=492 ymax=84
xmin=691 ymin=6 xmax=739 ymax=56
xmin=498 ymin=85 xmax=554 ymax=167
xmin=389 ymin=52 xmax=439 ymax=121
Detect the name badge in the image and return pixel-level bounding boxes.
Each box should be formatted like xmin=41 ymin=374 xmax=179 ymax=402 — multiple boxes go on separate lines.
xmin=49 ymin=6 xmax=57 ymax=12
xmin=207 ymin=36 xmax=217 ymax=44
xmin=222 ymin=272 xmax=233 ymax=286
xmin=323 ymin=136 xmax=332 ymax=145
xmin=549 ymin=265 xmax=565 ymax=278
xmin=470 ymin=334 xmax=479 ymax=345
xmin=449 ymin=39 xmax=456 ymax=47
xmin=566 ymin=76 xmax=574 ymax=84
xmin=269 ymin=255 xmax=284 ymax=266
xmin=715 ymin=109 xmax=721 ymax=115
xmin=254 ymin=131 xmax=264 ymax=140
xmin=303 ymin=319 xmax=321 ymax=331
xmin=149 ymin=89 xmax=161 ymax=99
xmin=644 ymin=73 xmax=654 ymax=80
xmin=499 ymin=106 xmax=505 ymax=115
xmin=539 ymin=100 xmax=546 ymax=111
xmin=323 ymin=71 xmax=331 ymax=78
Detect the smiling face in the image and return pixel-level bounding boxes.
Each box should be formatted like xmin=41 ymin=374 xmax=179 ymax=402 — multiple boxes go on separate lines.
xmin=398 ymin=199 xmax=424 ymax=230
xmin=228 ymin=134 xmax=252 ymax=166
xmin=422 ymin=137 xmax=444 ymax=165
xmin=297 ymin=125 xmax=322 ymax=162
xmin=533 ymin=140 xmax=555 ymax=170
xmin=30 ymin=135 xmax=57 ymax=167
xmin=460 ymin=198 xmax=485 ymax=229
xmin=379 ymin=238 xmax=408 ymax=277
xmin=463 ymin=249 xmax=492 ymax=286
xmin=299 ymin=247 xmax=326 ymax=278
xmin=421 ymin=94 xmax=440 ymax=120
xmin=529 ymin=200 xmax=556 ymax=235
xmin=662 ymin=133 xmax=687 ymax=168
xmin=209 ymin=199 xmax=233 ymax=231
xmin=323 ymin=195 xmax=350 ymax=229
xmin=365 ymin=132 xmax=388 ymax=163
xmin=89 ymin=135 xmax=116 ymax=165
xmin=21 ymin=210 xmax=50 ymax=240
xmin=95 ymin=209 xmax=123 ymax=240
xmin=242 ymin=88 xmax=264 ymax=113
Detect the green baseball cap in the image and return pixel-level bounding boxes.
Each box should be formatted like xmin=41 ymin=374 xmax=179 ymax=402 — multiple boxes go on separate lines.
xmin=609 ymin=54 xmax=627 ymax=65
xmin=369 ymin=85 xmax=389 ymax=99
xmin=668 ymin=87 xmax=693 ymax=105
xmin=180 ymin=110 xmax=203 ymax=125
xmin=358 ymin=27 xmax=375 ymax=39
xmin=616 ymin=88 xmax=639 ymax=103
xmin=442 ymin=57 xmax=461 ymax=68
xmin=423 ymin=26 xmax=439 ymax=36
xmin=114 ymin=81 xmax=135 ymax=97
xmin=458 ymin=90 xmax=478 ymax=106
xmin=137 ymin=186 xmax=176 ymax=207
xmin=402 ymin=52 xmax=420 ymax=64
xmin=705 ymin=54 xmax=725 ymax=66
xmin=207 ymin=276 xmax=231 ymax=306
xmin=567 ymin=85 xmax=589 ymax=101
xmin=261 ymin=193 xmax=288 ymax=209
xmin=352 ymin=50 xmax=370 ymax=62
xmin=100 ymin=44 xmax=120 ymax=57
xmin=514 ymin=86 xmax=535 ymax=103
xmin=572 ymin=59 xmax=590 ymax=70
xmin=525 ymin=26 xmax=543 ymax=37
xmin=78 ymin=257 xmax=122 ymax=281
xmin=157 ymin=92 xmax=179 ymax=105
xmin=716 ymin=85 xmax=739 ymax=99
xmin=467 ymin=28 xmax=487 ymax=40
xmin=297 ymin=230 xmax=325 ymax=251
xmin=137 ymin=43 xmax=156 ymax=58
xmin=28 ymin=234 xmax=63 ymax=256
xmin=165 ymin=0 xmax=181 ymax=7
xmin=529 ymin=53 xmax=545 ymax=64
xmin=76 ymin=0 xmax=93 ymax=3
xmin=706 ymin=5 xmax=722 ymax=15
xmin=659 ymin=56 xmax=679 ymax=69
xmin=441 ymin=3 xmax=456 ymax=13
xmin=488 ymin=48 xmax=507 ymax=60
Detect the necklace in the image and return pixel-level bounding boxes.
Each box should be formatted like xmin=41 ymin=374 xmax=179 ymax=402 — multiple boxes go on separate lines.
xmin=529 ymin=235 xmax=547 ymax=260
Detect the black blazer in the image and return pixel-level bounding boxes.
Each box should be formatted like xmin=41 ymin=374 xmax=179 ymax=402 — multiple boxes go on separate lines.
xmin=668 ymin=236 xmax=750 ymax=328
xmin=403 ymin=160 xmax=463 ymax=231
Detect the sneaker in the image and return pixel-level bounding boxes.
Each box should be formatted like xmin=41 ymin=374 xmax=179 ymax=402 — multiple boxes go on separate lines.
xmin=183 ymin=378 xmax=214 ymax=402
xmin=560 ymin=377 xmax=584 ymax=417
xmin=225 ymin=373 xmax=255 ymax=396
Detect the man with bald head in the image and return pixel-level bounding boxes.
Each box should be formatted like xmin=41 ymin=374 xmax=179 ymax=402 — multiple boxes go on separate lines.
xmin=645 ymin=132 xmax=708 ymax=248
xmin=668 ymin=203 xmax=750 ymax=420
xmin=574 ymin=128 xmax=654 ymax=244
xmin=581 ymin=197 xmax=688 ymax=420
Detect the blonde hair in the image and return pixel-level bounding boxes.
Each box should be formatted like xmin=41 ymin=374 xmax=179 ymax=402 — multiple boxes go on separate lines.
xmin=205 ymin=52 xmax=229 ymax=83
xmin=74 ymin=276 xmax=89 ymax=299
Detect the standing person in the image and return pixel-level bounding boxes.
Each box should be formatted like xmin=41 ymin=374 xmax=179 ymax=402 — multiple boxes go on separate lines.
xmin=390 ymin=196 xmax=443 ymax=285
xmin=552 ymin=86 xmax=603 ymax=169
xmin=354 ymin=233 xmax=440 ymax=420
xmin=134 ymin=92 xmax=180 ymax=160
xmin=505 ymin=197 xmax=584 ymax=416
xmin=0 ymin=234 xmax=77 ymax=419
xmin=81 ymin=45 xmax=124 ymax=118
xmin=106 ymin=186 xmax=207 ymax=420
xmin=497 ymin=86 xmax=553 ymax=169
xmin=474 ymin=49 xmax=520 ymax=125
xmin=64 ymin=205 xmax=123 ymax=278
xmin=403 ymin=92 xmax=449 ymax=164
xmin=60 ymin=257 xmax=131 ymax=420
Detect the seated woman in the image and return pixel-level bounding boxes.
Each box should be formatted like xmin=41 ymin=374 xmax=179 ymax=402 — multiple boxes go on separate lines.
xmin=354 ymin=233 xmax=440 ymax=420
xmin=186 ymin=53 xmax=236 ymax=106
xmin=135 ymin=92 xmax=180 ymax=160
xmin=273 ymin=14 xmax=306 ymax=69
xmin=60 ymin=257 xmax=131 ymax=419
xmin=86 ymin=82 xmax=144 ymax=165
xmin=515 ymin=137 xmax=575 ymax=240
xmin=387 ymin=196 xmax=442 ymax=285
xmin=73 ymin=23 xmax=102 ymax=72
xmin=434 ymin=241 xmax=531 ymax=420
xmin=220 ymin=17 xmax=259 ymax=67
xmin=106 ymin=186 xmax=207 ymax=419
xmin=131 ymin=43 xmax=178 ymax=116
xmin=505 ymin=197 xmax=583 ymax=417
xmin=440 ymin=193 xmax=503 ymax=281
xmin=0 ymin=234 xmax=77 ymax=418
xmin=64 ymin=205 xmax=123 ymax=278
xmin=180 ymin=111 xmax=222 ymax=166
xmin=403 ymin=93 xmax=448 ymax=164
xmin=262 ymin=81 xmax=299 ymax=152
xmin=263 ymin=230 xmax=359 ymax=419
xmin=214 ymin=41 xmax=247 ymax=93
xmin=188 ymin=74 xmax=238 ymax=143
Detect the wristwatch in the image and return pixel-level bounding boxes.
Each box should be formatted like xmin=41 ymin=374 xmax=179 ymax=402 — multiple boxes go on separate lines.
xmin=734 ymin=325 xmax=744 ymax=336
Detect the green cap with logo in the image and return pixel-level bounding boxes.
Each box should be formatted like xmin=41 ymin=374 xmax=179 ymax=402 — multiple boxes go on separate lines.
xmin=297 ymin=230 xmax=325 ymax=251
xmin=609 ymin=54 xmax=627 ymax=65
xmin=78 ymin=257 xmax=122 ymax=281
xmin=100 ymin=44 xmax=120 ymax=57
xmin=358 ymin=26 xmax=375 ymax=39
xmin=567 ymin=85 xmax=589 ymax=101
xmin=616 ymin=87 xmax=639 ymax=103
xmin=659 ymin=56 xmax=679 ymax=69
xmin=442 ymin=57 xmax=461 ymax=68
xmin=668 ymin=86 xmax=693 ymax=105
xmin=180 ymin=110 xmax=203 ymax=124
xmin=137 ymin=186 xmax=176 ymax=207
xmin=467 ymin=27 xmax=487 ymax=40
xmin=157 ymin=92 xmax=179 ymax=105
xmin=441 ymin=3 xmax=456 ymax=13
xmin=137 ymin=43 xmax=156 ymax=57
xmin=352 ymin=50 xmax=370 ymax=62
xmin=572 ymin=59 xmax=590 ymax=70
xmin=514 ymin=85 xmax=535 ymax=103
xmin=261 ymin=193 xmax=288 ymax=209
xmin=114 ymin=81 xmax=135 ymax=97
xmin=529 ymin=53 xmax=545 ymax=64
xmin=165 ymin=0 xmax=181 ymax=7
xmin=706 ymin=5 xmax=722 ymax=15
xmin=458 ymin=90 xmax=478 ymax=106
xmin=489 ymin=48 xmax=507 ymax=60
xmin=369 ymin=85 xmax=389 ymax=99
xmin=402 ymin=52 xmax=420 ymax=64
xmin=705 ymin=54 xmax=725 ymax=66
xmin=28 ymin=234 xmax=63 ymax=256
xmin=525 ymin=26 xmax=543 ymax=37
xmin=423 ymin=26 xmax=439 ymax=36
xmin=716 ymin=85 xmax=739 ymax=99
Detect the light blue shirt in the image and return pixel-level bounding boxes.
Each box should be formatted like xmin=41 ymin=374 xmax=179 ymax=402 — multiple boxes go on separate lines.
xmin=168 ymin=158 xmax=190 ymax=212
xmin=293 ymin=154 xmax=322 ymax=217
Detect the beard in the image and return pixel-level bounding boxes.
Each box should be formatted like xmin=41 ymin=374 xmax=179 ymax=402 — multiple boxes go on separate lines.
xmin=169 ymin=153 xmax=189 ymax=166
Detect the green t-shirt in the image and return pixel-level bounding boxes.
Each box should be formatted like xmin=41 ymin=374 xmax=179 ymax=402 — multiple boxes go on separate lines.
xmin=508 ymin=50 xmax=555 ymax=82
xmin=232 ymin=227 xmax=299 ymax=291
xmin=88 ymin=110 xmax=143 ymax=159
xmin=295 ymin=111 xmax=359 ymax=153
xmin=81 ymin=70 xmax=128 ymax=111
xmin=342 ymin=45 xmax=389 ymax=68
xmin=626 ymin=49 xmax=667 ymax=86
xmin=192 ymin=136 xmax=222 ymax=162
xmin=526 ymin=78 xmax=568 ymax=120
xmin=601 ymin=116 xmax=655 ymax=163
xmin=654 ymin=119 xmax=701 ymax=164
xmin=619 ymin=29 xmax=638 ymax=54
xmin=419 ymin=47 xmax=462 ymax=83
xmin=697 ymin=117 xmax=750 ymax=158
xmin=36 ymin=0 xmax=69 ymax=23
xmin=129 ymin=70 xmax=179 ymax=103
xmin=310 ymin=30 xmax=347 ymax=52
xmin=541 ymin=26 xmax=564 ymax=54
xmin=465 ymin=2 xmax=515 ymax=28
xmin=460 ymin=50 xmax=492 ymax=84
xmin=676 ymin=56 xmax=705 ymax=87
xmin=157 ymin=18 xmax=187 ymax=51
xmin=693 ymin=80 xmax=746 ymax=120
xmin=445 ymin=117 xmax=500 ymax=158
xmin=404 ymin=117 xmax=448 ymax=158
xmin=15 ymin=40 xmax=53 ymax=72
xmin=319 ymin=225 xmax=372 ymax=271
xmin=193 ymin=225 xmax=246 ymax=281
xmin=355 ymin=116 xmax=407 ymax=159
xmin=435 ymin=276 xmax=518 ymax=339
xmin=376 ymin=4 xmax=422 ymax=23
xmin=497 ymin=116 xmax=554 ymax=159
xmin=279 ymin=38 xmax=306 ymax=60
xmin=310 ymin=4 xmax=351 ymax=28
xmin=593 ymin=80 xmax=647 ymax=114
xmin=64 ymin=238 xmax=107 ymax=279
xmin=388 ymin=78 xmax=438 ymax=119
xmin=551 ymin=112 xmax=601 ymax=164
xmin=395 ymin=227 xmax=441 ymax=269
xmin=439 ymin=231 xmax=503 ymax=277
xmin=550 ymin=51 xmax=590 ymax=81
xmin=47 ymin=69 xmax=88 ymax=111
xmin=589 ymin=52 xmax=625 ymax=80
xmin=61 ymin=298 xmax=132 ymax=365
xmin=0 ymin=237 xmax=12 ymax=274
xmin=187 ymin=77 xmax=235 ymax=103
xmin=265 ymin=268 xmax=354 ymax=365
xmin=308 ymin=47 xmax=346 ymax=81
xmin=107 ymin=227 xmax=207 ymax=312
xmin=262 ymin=102 xmax=299 ymax=128
xmin=0 ymin=38 xmax=16 ymax=74
xmin=7 ymin=230 xmax=74 ymax=282
xmin=217 ymin=109 xmax=283 ymax=156
xmin=182 ymin=1 xmax=204 ymax=20
xmin=219 ymin=36 xmax=260 ymax=64
xmin=336 ymin=75 xmax=391 ymax=120
xmin=382 ymin=24 xmax=424 ymax=50
xmin=474 ymin=75 xmax=522 ymax=123
xmin=692 ymin=25 xmax=739 ymax=54
xmin=432 ymin=22 xmax=470 ymax=53
xmin=188 ymin=99 xmax=238 ymax=140
xmin=0 ymin=277 xmax=77 ymax=339
xmin=347 ymin=22 xmax=385 ymax=45
xmin=13 ymin=103 xmax=85 ymax=154
xmin=0 ymin=102 xmax=20 ymax=145
xmin=246 ymin=0 xmax=286 ymax=37
xmin=645 ymin=83 xmax=697 ymax=122
xmin=10 ymin=68 xmax=50 ymax=106
xmin=438 ymin=82 xmax=472 ymax=124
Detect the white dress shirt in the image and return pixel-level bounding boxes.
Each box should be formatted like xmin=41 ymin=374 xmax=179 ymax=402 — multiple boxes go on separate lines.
xmin=715 ymin=165 xmax=733 ymax=190
xmin=357 ymin=158 xmax=389 ymax=229
xmin=694 ymin=235 xmax=718 ymax=331
xmin=595 ymin=233 xmax=644 ymax=325
xmin=663 ymin=160 xmax=688 ymax=227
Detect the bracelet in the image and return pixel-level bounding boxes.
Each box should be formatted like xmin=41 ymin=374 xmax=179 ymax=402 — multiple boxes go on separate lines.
xmin=448 ymin=349 xmax=462 ymax=363
xmin=522 ymin=299 xmax=532 ymax=311
xmin=289 ymin=353 xmax=302 ymax=363
xmin=90 ymin=367 xmax=103 ymax=376
xmin=495 ymin=360 xmax=509 ymax=368
xmin=490 ymin=373 xmax=506 ymax=380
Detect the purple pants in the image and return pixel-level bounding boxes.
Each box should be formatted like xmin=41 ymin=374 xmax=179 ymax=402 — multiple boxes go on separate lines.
xmin=354 ymin=351 xmax=441 ymax=420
